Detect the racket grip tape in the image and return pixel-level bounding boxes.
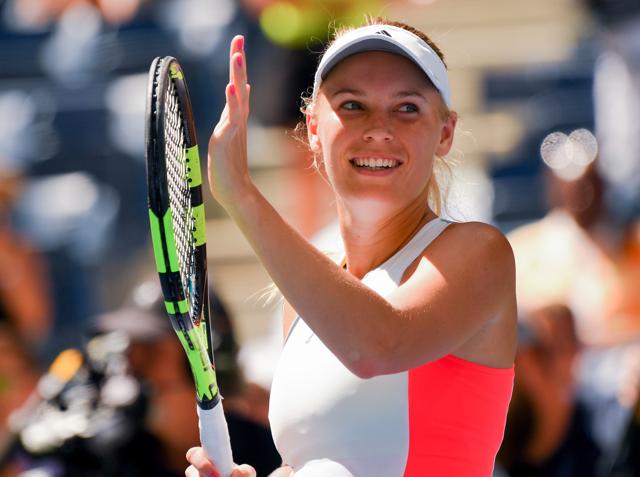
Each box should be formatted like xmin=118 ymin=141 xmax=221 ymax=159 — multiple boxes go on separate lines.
xmin=197 ymin=404 xmax=235 ymax=477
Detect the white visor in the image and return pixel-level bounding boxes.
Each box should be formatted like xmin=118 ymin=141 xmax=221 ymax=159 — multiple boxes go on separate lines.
xmin=313 ymin=24 xmax=451 ymax=108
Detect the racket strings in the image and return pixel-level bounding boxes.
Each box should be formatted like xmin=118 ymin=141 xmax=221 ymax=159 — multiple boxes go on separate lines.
xmin=164 ymin=77 xmax=199 ymax=322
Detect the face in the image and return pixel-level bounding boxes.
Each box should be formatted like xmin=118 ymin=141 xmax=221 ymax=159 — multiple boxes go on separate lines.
xmin=307 ymin=51 xmax=456 ymax=213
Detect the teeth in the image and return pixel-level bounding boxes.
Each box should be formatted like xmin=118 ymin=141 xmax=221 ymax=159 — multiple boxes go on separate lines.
xmin=353 ymin=158 xmax=399 ymax=168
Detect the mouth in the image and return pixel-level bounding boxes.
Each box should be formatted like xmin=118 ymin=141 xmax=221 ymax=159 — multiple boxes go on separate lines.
xmin=349 ymin=157 xmax=402 ymax=170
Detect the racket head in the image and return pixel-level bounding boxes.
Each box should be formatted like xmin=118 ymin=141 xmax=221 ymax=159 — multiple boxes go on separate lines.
xmin=145 ymin=56 xmax=219 ymax=408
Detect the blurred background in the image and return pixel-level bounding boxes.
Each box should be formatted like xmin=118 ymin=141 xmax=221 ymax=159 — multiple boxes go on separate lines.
xmin=0 ymin=0 xmax=639 ymax=475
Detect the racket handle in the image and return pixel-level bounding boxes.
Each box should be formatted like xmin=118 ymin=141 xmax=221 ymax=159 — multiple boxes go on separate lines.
xmin=197 ymin=404 xmax=235 ymax=477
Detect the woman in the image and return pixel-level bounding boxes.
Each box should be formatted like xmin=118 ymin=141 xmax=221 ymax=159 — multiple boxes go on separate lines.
xmin=187 ymin=18 xmax=517 ymax=477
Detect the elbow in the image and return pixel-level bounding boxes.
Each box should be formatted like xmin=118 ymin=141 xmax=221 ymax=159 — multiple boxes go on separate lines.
xmin=345 ymin=329 xmax=442 ymax=379
xmin=348 ymin=360 xmax=379 ymax=380
xmin=344 ymin=339 xmax=400 ymax=379
xmin=341 ymin=307 xmax=406 ymax=379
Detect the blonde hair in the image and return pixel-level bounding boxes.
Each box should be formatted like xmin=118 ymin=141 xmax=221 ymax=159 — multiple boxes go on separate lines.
xmin=297 ymin=16 xmax=455 ymax=216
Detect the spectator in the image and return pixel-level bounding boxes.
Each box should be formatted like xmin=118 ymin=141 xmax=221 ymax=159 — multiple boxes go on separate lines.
xmin=509 ymin=162 xmax=640 ymax=345
xmin=0 ymin=160 xmax=52 ymax=354
xmin=95 ymin=280 xmax=281 ymax=476
xmin=498 ymin=304 xmax=601 ymax=477
xmin=509 ymin=160 xmax=640 ymax=462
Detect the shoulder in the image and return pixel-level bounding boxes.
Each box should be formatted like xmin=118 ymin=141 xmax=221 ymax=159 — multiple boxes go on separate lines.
xmin=438 ymin=221 xmax=515 ymax=270
xmin=404 ymin=220 xmax=515 ymax=296
xmin=446 ymin=220 xmax=509 ymax=241
xmin=411 ymin=220 xmax=516 ymax=305
xmin=397 ymin=220 xmax=517 ymax=366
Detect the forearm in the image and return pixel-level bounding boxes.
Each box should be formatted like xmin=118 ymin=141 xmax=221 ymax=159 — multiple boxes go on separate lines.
xmin=207 ymin=33 xmax=398 ymax=375
xmin=225 ymin=185 xmax=397 ymax=376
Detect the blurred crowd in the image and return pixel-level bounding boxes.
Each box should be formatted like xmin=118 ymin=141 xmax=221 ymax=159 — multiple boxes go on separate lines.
xmin=1 ymin=0 xmax=640 ymax=476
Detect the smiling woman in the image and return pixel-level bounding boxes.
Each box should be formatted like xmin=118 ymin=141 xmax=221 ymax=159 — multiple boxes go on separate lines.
xmin=306 ymin=49 xmax=455 ymax=238
xmin=186 ymin=17 xmax=517 ymax=477
xmin=301 ymin=19 xmax=455 ymax=217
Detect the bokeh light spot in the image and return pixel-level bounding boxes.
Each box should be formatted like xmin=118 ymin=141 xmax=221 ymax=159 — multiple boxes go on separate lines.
xmin=541 ymin=129 xmax=598 ymax=181
xmin=260 ymin=2 xmax=303 ymax=47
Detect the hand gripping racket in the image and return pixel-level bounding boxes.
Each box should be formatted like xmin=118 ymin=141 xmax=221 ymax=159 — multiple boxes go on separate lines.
xmin=145 ymin=56 xmax=234 ymax=477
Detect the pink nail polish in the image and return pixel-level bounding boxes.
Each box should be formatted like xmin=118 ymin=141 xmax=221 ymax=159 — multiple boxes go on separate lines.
xmin=229 ymin=84 xmax=236 ymax=95
xmin=236 ymin=55 xmax=243 ymax=67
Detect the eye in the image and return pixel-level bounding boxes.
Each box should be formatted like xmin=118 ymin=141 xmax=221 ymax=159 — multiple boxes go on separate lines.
xmin=398 ymin=103 xmax=419 ymax=113
xmin=341 ymin=101 xmax=363 ymax=111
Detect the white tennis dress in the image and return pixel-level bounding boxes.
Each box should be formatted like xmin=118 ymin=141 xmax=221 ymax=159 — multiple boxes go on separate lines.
xmin=269 ymin=218 xmax=514 ymax=477
xmin=268 ymin=219 xmax=449 ymax=476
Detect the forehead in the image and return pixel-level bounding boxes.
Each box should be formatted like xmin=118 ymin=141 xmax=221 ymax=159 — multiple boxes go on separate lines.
xmin=320 ymin=51 xmax=434 ymax=94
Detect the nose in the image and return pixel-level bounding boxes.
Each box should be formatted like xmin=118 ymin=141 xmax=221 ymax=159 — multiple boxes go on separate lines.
xmin=362 ymin=114 xmax=393 ymax=142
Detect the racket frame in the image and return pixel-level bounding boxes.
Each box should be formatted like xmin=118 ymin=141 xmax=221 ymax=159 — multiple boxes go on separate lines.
xmin=145 ymin=56 xmax=219 ymax=409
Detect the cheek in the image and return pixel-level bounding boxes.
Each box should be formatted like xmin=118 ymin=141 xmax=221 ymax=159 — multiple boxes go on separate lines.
xmin=406 ymin=136 xmax=437 ymax=188
xmin=318 ymin=111 xmax=342 ymax=140
xmin=317 ymin=119 xmax=347 ymax=163
xmin=412 ymin=129 xmax=441 ymax=167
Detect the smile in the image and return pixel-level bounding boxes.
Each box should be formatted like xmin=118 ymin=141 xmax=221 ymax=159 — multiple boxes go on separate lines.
xmin=350 ymin=157 xmax=401 ymax=170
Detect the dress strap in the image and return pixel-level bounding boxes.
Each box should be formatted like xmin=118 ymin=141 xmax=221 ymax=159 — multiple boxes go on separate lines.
xmin=382 ymin=218 xmax=451 ymax=283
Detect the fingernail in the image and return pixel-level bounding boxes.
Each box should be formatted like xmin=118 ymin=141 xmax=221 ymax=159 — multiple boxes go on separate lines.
xmin=229 ymin=84 xmax=236 ymax=95
xmin=238 ymin=36 xmax=244 ymax=50
xmin=236 ymin=54 xmax=243 ymax=67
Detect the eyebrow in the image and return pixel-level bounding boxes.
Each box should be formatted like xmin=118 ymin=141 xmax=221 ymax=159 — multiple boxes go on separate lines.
xmin=330 ymin=88 xmax=428 ymax=101
xmin=330 ymin=87 xmax=363 ymax=98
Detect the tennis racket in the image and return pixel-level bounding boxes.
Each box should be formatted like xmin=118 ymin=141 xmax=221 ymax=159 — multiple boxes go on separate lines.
xmin=145 ymin=56 xmax=234 ymax=477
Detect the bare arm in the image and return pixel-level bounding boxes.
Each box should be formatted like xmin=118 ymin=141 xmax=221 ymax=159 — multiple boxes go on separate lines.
xmin=226 ymin=187 xmax=514 ymax=377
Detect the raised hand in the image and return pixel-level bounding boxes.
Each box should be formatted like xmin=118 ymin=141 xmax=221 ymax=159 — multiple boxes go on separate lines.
xmin=208 ymin=35 xmax=253 ymax=210
xmin=185 ymin=447 xmax=256 ymax=477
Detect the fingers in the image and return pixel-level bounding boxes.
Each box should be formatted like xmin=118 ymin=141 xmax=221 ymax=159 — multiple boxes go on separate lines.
xmin=185 ymin=447 xmax=256 ymax=477
xmin=223 ymin=82 xmax=251 ymax=127
xmin=233 ymin=464 xmax=257 ymax=477
xmin=186 ymin=447 xmax=221 ymax=477
xmin=229 ymin=35 xmax=247 ymax=90
xmin=244 ymin=83 xmax=251 ymax=114
xmin=224 ymin=82 xmax=241 ymax=125
xmin=228 ymin=35 xmax=250 ymax=115
xmin=211 ymin=35 xmax=251 ymax=147
xmin=185 ymin=465 xmax=201 ymax=477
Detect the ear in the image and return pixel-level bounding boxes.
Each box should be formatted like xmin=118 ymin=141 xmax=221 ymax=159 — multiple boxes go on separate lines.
xmin=435 ymin=111 xmax=457 ymax=157
xmin=306 ymin=111 xmax=321 ymax=154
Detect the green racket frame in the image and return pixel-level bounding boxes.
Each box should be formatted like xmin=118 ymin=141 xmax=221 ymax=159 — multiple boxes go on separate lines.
xmin=145 ymin=56 xmax=220 ymax=409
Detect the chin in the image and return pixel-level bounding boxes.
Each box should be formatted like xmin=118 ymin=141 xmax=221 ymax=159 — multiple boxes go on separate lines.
xmin=340 ymin=188 xmax=419 ymax=213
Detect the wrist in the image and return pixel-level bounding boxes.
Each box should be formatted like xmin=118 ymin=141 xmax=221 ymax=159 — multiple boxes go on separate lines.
xmin=220 ymin=179 xmax=259 ymax=218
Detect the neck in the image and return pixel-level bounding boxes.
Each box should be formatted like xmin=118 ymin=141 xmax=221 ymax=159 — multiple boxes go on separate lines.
xmin=338 ymin=198 xmax=436 ymax=279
